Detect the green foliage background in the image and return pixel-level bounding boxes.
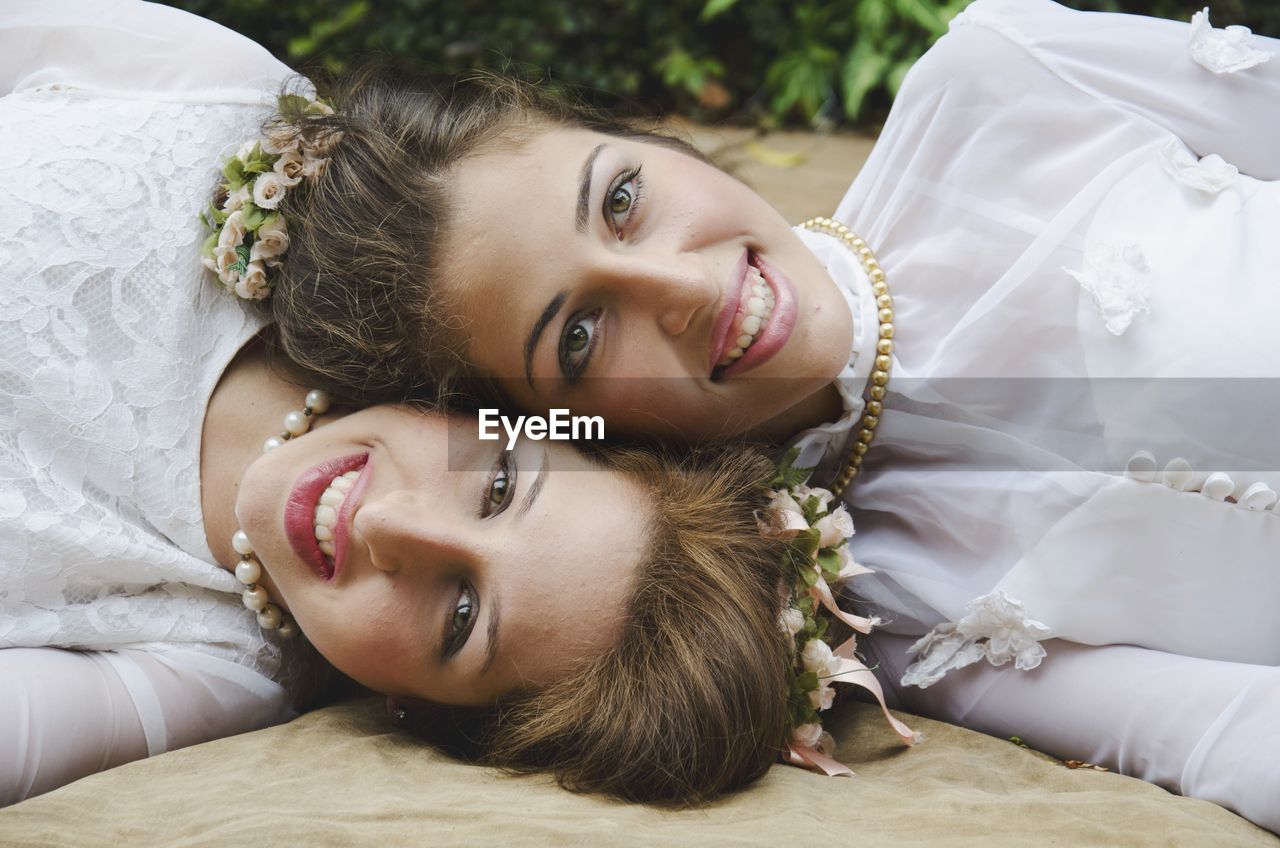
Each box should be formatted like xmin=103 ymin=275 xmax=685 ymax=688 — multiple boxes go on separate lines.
xmin=162 ymin=0 xmax=1276 ymax=128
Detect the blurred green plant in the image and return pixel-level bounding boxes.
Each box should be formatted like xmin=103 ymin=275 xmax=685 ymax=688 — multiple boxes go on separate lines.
xmin=163 ymin=0 xmax=1277 ymax=128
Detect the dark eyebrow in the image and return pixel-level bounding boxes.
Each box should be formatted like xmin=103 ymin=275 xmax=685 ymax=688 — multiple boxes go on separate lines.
xmin=517 ymin=446 xmax=549 ymax=519
xmin=479 ymin=593 xmax=501 ymax=677
xmin=524 ymin=291 xmax=568 ymax=389
xmin=575 ymin=143 xmax=606 ymax=234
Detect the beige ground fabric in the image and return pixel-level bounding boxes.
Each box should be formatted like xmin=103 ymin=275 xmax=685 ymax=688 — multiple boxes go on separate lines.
xmin=1 ymin=698 xmax=1274 ymax=847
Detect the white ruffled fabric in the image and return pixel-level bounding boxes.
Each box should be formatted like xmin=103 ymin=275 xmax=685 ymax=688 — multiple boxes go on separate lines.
xmin=0 ymin=0 xmax=324 ymax=806
xmin=786 ymin=0 xmax=1280 ymax=832
xmin=901 ymin=592 xmax=1050 ymax=688
xmin=1188 ymin=7 xmax=1272 ymax=74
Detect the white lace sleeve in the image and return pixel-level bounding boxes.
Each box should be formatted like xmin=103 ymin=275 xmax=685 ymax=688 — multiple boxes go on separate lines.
xmin=952 ymin=0 xmax=1280 ymax=180
xmin=0 ymin=0 xmax=294 ymax=99
xmin=0 ymin=647 xmax=294 ymax=807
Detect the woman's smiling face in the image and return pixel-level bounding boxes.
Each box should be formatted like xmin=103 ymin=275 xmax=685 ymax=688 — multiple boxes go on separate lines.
xmin=443 ymin=127 xmax=853 ymax=441
xmin=234 ymin=406 xmax=646 ymax=706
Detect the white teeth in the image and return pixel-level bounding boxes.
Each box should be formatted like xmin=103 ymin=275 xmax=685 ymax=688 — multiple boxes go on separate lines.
xmin=715 ymin=269 xmax=778 ymax=371
xmin=314 ymin=469 xmax=363 ymax=556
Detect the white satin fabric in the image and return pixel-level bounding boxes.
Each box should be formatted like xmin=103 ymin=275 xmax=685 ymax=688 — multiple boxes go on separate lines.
xmin=0 ymin=0 xmax=322 ymax=806
xmin=787 ymin=0 xmax=1280 ymax=831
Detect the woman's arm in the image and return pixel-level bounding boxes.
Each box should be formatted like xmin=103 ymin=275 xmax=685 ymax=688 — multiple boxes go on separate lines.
xmin=952 ymin=0 xmax=1280 ymax=180
xmin=868 ymin=633 xmax=1280 ymax=833
xmin=0 ymin=0 xmax=293 ymax=99
xmin=0 ymin=648 xmax=148 ymax=806
xmin=0 ymin=647 xmax=293 ymax=807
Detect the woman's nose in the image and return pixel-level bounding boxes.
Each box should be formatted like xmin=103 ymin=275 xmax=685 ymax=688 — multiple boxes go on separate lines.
xmin=606 ymin=256 xmax=719 ymax=336
xmin=354 ymin=490 xmax=477 ymax=575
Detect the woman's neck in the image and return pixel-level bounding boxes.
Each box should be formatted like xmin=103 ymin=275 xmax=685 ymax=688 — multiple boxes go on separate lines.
xmin=200 ymin=334 xmax=316 ymax=574
xmin=752 ymin=380 xmax=847 ymax=444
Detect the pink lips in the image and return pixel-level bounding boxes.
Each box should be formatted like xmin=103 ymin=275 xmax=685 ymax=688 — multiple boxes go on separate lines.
xmin=710 ymin=251 xmax=798 ymax=379
xmin=284 ymin=452 xmax=369 ymax=581
xmin=708 ymin=249 xmax=751 ymax=373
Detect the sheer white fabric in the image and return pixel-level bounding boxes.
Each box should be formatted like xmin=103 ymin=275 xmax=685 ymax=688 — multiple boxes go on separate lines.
xmin=0 ymin=0 xmax=323 ymax=806
xmin=787 ymin=0 xmax=1280 ymax=831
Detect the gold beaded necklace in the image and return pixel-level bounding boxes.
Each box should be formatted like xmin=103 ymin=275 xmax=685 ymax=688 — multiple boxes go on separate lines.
xmin=798 ymin=216 xmax=894 ymax=497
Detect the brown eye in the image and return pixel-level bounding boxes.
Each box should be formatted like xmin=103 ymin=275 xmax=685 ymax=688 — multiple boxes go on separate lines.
xmin=566 ymin=324 xmax=589 ymax=353
xmin=559 ymin=309 xmax=601 ymax=380
xmin=609 ymin=186 xmax=632 ymax=215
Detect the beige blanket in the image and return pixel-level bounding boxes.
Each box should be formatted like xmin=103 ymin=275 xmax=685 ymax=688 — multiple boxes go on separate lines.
xmin=2 ymin=698 xmax=1274 ymax=847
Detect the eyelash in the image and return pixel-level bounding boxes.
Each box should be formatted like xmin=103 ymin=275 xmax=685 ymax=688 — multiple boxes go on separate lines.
xmin=478 ymin=449 xmax=516 ymax=518
xmin=558 ymin=308 xmax=602 ymax=382
xmin=444 ymin=581 xmax=477 ymax=659
xmin=603 ymin=166 xmax=645 ymax=238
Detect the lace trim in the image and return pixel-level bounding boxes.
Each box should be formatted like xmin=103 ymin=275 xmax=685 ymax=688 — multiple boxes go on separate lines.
xmin=901 ymin=591 xmax=1051 ymax=688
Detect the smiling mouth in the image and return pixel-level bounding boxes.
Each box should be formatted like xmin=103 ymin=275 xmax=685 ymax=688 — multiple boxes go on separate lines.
xmin=312 ymin=466 xmax=368 ymax=578
xmin=313 ymin=470 xmax=361 ymax=571
xmin=712 ymin=256 xmax=775 ymax=378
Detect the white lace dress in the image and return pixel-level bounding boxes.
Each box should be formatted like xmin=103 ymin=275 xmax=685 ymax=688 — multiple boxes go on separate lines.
xmin=789 ymin=0 xmax=1280 ymax=832
xmin=0 ymin=0 xmax=321 ymax=806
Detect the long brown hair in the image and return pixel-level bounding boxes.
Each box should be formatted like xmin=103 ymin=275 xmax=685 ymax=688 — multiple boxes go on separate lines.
xmin=266 ymin=68 xmax=706 ymax=406
xmin=413 ymin=443 xmax=793 ymax=806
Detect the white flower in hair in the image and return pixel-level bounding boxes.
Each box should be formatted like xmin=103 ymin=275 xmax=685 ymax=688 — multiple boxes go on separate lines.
xmin=809 ymin=683 xmax=835 ymax=711
xmin=253 ymin=172 xmax=288 ymax=210
xmin=779 ymin=607 xmax=805 ymax=638
xmin=250 ymin=216 xmax=290 ymax=266
xmin=236 ymin=261 xmax=271 ymax=300
xmin=222 ymin=185 xmax=251 ymax=214
xmin=262 ymin=127 xmax=300 ymax=156
xmin=792 ymin=722 xmax=824 ymax=749
xmin=814 ymin=505 xmax=854 ymax=549
xmin=793 ymin=484 xmax=834 ymax=510
xmin=800 ymin=638 xmax=836 ymax=675
xmin=273 ymin=150 xmax=305 ymax=187
xmin=301 ymin=147 xmax=330 ymax=180
xmin=214 ymin=210 xmax=249 ymax=286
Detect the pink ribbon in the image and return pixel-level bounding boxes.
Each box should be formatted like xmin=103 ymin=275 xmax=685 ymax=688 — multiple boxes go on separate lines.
xmin=811 ymin=573 xmax=879 ymax=634
xmin=784 ymin=743 xmax=855 ymax=777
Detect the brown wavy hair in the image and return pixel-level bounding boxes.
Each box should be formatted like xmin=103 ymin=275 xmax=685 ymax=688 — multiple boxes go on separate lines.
xmin=407 ymin=442 xmax=793 ymax=806
xmin=265 ymin=67 xmax=708 ymax=406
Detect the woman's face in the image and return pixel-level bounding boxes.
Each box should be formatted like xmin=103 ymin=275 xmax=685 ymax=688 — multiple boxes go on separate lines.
xmin=234 ymin=406 xmax=646 ymax=706
xmin=443 ymin=127 xmax=853 ymax=440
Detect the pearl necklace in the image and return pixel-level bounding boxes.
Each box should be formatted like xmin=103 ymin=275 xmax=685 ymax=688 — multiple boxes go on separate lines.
xmin=229 ymin=387 xmax=332 ymax=639
xmin=799 ymin=217 xmax=894 ymax=497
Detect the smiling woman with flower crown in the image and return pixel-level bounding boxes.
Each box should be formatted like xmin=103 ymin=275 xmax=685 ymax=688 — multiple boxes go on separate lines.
xmin=242 ymin=0 xmax=1280 ymax=833
xmin=0 ymin=0 xmax=874 ymax=809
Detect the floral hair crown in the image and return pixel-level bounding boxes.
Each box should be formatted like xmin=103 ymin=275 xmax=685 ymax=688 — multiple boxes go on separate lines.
xmin=200 ymin=95 xmax=342 ymax=300
xmin=761 ymin=449 xmax=919 ymax=776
